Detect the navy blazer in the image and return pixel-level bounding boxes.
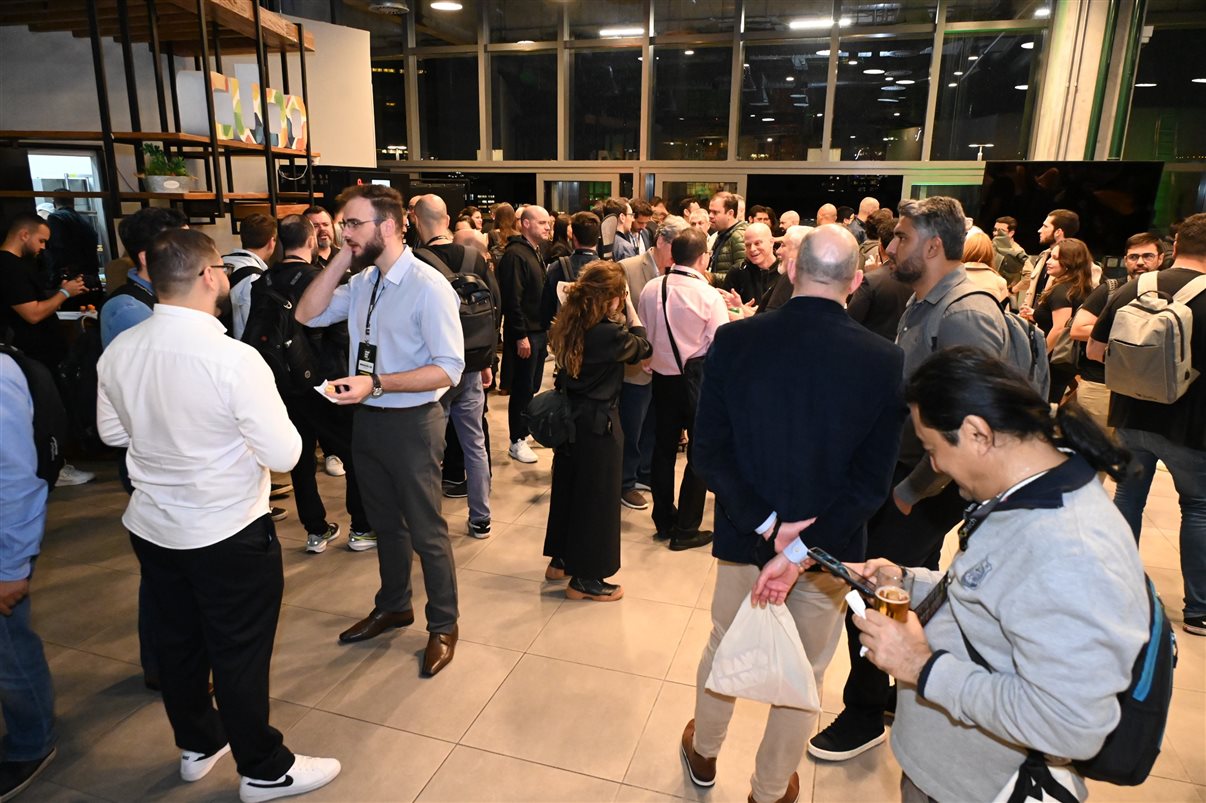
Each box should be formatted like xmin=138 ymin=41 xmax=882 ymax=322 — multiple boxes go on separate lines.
xmin=694 ymin=295 xmax=907 ymax=567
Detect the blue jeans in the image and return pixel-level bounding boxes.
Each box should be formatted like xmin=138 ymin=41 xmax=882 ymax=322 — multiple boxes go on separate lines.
xmin=443 ymin=371 xmax=491 ymax=525
xmin=0 ymin=591 xmax=56 ymax=761
xmin=1113 ymin=428 xmax=1206 ymax=617
xmin=619 ymin=381 xmax=655 ymax=491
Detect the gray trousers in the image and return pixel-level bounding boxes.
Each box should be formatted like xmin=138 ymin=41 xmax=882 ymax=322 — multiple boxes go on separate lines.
xmin=353 ymin=403 xmax=458 ymax=634
xmin=441 ymin=370 xmax=491 ymax=525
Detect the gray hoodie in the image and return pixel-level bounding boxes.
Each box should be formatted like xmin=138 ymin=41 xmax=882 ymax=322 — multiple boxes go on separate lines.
xmin=892 ymin=456 xmax=1149 ymax=802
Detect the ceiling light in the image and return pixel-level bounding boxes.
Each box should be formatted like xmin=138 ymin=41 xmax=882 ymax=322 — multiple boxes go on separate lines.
xmin=948 ymin=82 xmax=957 ymax=87
xmin=816 ymin=113 xmax=823 ymax=117
xmin=893 ymin=112 xmax=901 ymax=117
xmin=517 ymin=39 xmax=534 ymax=45
xmin=885 ymin=76 xmax=895 ymax=81
xmin=785 ymin=76 xmax=795 ymax=82
xmin=850 ymin=135 xmax=856 ymax=139
xmin=864 ymin=68 xmax=885 ymax=75
xmin=789 ymin=93 xmax=807 ymax=98
xmin=1193 ymin=78 xmax=1206 ymax=83
xmin=749 ymin=114 xmax=755 ymax=118
xmin=1135 ymin=82 xmax=1157 ymax=88
xmin=1015 ymin=84 xmax=1029 ymax=90
xmin=431 ymin=1 xmax=462 ymax=10
xmin=877 ymin=98 xmax=899 ymax=103
xmin=849 ymin=59 xmax=860 ymax=65
xmin=1034 ymin=7 xmax=1051 ymax=17
xmin=881 ymin=85 xmax=906 ymax=92
xmin=1021 ymin=41 xmax=1035 ymax=50
xmin=968 ymin=55 xmax=979 ymax=61
xmin=767 ymin=137 xmax=774 ymax=142
xmin=789 ymin=16 xmax=834 ymax=29
xmin=684 ymin=49 xmax=695 ymax=55
xmin=816 ymin=49 xmax=830 ymax=56
xmin=839 ymin=17 xmax=852 ymax=26
xmin=896 ymin=79 xmax=915 ymax=85
xmin=953 ymin=70 xmax=964 ymax=76
xmin=599 ymin=26 xmax=644 ymax=37
xmin=761 ymin=117 xmax=775 ymax=121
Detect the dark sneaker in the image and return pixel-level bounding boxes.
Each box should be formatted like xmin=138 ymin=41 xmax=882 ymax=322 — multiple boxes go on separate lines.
xmin=669 ymin=529 xmax=713 ymax=552
xmin=680 ymin=719 xmax=716 ymax=787
xmin=469 ymin=519 xmax=492 ymax=539
xmin=1184 ymin=614 xmax=1206 ymax=636
xmin=270 ymin=507 xmax=288 ymax=522
xmin=442 ymin=480 xmax=469 ymax=499
xmin=807 ymin=709 xmax=886 ymax=761
xmin=269 ymin=482 xmax=292 ymax=499
xmin=0 ymin=748 xmax=57 ymax=802
xmin=621 ymin=489 xmax=649 ymax=510
xmin=305 ymin=523 xmax=341 ymax=554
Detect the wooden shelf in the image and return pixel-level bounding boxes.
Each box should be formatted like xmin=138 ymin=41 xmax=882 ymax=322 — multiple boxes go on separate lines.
xmin=0 ymin=190 xmax=310 ymax=202
xmin=0 ymin=130 xmax=105 ymax=141
xmin=0 ymin=130 xmax=317 ymax=158
xmin=0 ymin=190 xmax=108 ymax=199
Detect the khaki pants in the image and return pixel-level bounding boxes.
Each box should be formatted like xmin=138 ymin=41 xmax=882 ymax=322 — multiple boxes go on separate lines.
xmin=693 ymin=562 xmax=847 ymax=803
xmin=1073 ymin=378 xmax=1112 ymax=436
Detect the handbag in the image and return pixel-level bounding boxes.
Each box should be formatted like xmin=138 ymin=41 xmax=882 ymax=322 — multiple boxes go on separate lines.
xmin=660 ymin=269 xmax=706 ymax=410
xmin=1050 ymin=311 xmax=1078 ymax=367
xmin=523 ymin=386 xmax=575 ymax=449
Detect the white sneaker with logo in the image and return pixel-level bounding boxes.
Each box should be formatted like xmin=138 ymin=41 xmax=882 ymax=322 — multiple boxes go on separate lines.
xmin=239 ymin=755 xmax=341 ymax=802
xmin=56 ymin=464 xmax=95 ymax=486
xmin=509 ymin=439 xmax=537 ymax=464
xmin=324 ymin=455 xmax=346 ymax=477
xmin=180 ymin=743 xmax=231 ymax=782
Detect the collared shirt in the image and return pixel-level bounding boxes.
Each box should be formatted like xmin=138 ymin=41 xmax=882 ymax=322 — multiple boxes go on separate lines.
xmin=637 ymin=264 xmax=729 ymax=376
xmin=301 ymin=247 xmax=465 ymax=408
xmin=97 ymin=305 xmax=302 ymax=549
xmin=100 ymin=268 xmax=156 ymax=348
xmin=0 ymin=354 xmax=47 ymax=581
xmin=225 ymin=249 xmax=270 ymax=340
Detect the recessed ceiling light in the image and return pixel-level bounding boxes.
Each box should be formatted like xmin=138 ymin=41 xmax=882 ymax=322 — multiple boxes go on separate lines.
xmin=1021 ymin=42 xmax=1035 ymax=50
xmin=877 ymin=98 xmax=899 ymax=103
xmin=882 ymin=85 xmax=906 ymax=92
xmin=849 ymin=59 xmax=859 ymax=65
xmin=788 ymin=16 xmax=834 ymax=29
xmin=1193 ymin=78 xmax=1206 ymax=83
xmin=850 ymin=135 xmax=856 ymax=139
xmin=839 ymin=17 xmax=852 ymax=26
xmin=864 ymin=68 xmax=885 ymax=75
xmin=896 ymin=79 xmax=915 ymax=85
xmin=953 ymin=70 xmax=964 ymax=76
xmin=893 ymin=112 xmax=901 ymax=117
xmin=761 ymin=117 xmax=775 ymax=121
xmin=431 ymin=1 xmax=462 ymax=10
xmin=636 ymin=56 xmax=642 ymax=61
xmin=599 ymin=26 xmax=644 ymax=37
xmin=816 ymin=113 xmax=823 ymax=117
xmin=1015 ymin=84 xmax=1029 ymax=90
xmin=1135 ymin=82 xmax=1157 ymax=88
xmin=684 ymin=49 xmax=695 ymax=55
xmin=789 ymin=93 xmax=807 ymax=98
xmin=968 ymin=55 xmax=979 ymax=61
xmin=517 ymin=39 xmax=534 ymax=45
xmin=948 ymin=82 xmax=957 ymax=87
xmin=885 ymin=76 xmax=894 ymax=81
xmin=1034 ymin=7 xmax=1051 ymax=17
xmin=816 ymin=49 xmax=831 ymax=56
xmin=767 ymin=137 xmax=774 ymax=142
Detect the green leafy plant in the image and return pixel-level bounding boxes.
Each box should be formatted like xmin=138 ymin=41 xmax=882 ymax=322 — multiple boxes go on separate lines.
xmin=141 ymin=143 xmax=189 ymax=176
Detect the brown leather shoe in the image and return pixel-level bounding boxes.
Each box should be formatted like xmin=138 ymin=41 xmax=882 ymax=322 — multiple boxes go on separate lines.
xmin=338 ymin=607 xmax=414 ymax=643
xmin=545 ymin=557 xmax=567 ymax=581
xmin=680 ymin=719 xmax=716 ymax=787
xmin=422 ymin=625 xmax=458 ymax=676
xmin=747 ymin=772 xmax=800 ymax=803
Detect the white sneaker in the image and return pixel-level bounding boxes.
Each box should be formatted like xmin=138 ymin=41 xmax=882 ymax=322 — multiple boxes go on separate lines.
xmin=324 ymin=455 xmax=346 ymax=477
xmin=181 ymin=743 xmax=231 ymax=782
xmin=509 ymin=439 xmax=537 ymax=464
xmin=239 ymin=755 xmax=341 ymax=803
xmin=56 ymin=464 xmax=95 ymax=486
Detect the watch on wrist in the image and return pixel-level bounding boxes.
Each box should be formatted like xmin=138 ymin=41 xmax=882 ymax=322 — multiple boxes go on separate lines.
xmin=370 ymin=373 xmax=384 ymax=398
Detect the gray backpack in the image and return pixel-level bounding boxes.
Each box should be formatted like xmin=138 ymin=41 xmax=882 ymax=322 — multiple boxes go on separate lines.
xmin=1105 ymin=271 xmax=1206 ymax=404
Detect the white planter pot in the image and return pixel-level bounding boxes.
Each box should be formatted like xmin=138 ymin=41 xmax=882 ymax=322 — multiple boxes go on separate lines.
xmin=143 ymin=175 xmax=193 ymax=193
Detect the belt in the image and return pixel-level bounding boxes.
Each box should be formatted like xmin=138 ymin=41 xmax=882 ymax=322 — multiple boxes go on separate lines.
xmin=357 ymin=401 xmax=436 ymax=413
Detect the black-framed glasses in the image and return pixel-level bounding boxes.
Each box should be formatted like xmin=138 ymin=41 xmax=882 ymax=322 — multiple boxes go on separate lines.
xmin=343 ymin=218 xmax=384 ymax=231
xmin=200 ymin=263 xmax=225 ymax=276
xmin=1124 ymin=253 xmax=1160 ymax=262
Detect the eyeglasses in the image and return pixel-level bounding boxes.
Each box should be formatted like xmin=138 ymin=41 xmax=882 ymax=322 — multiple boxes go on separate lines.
xmin=200 ymin=263 xmax=225 ymax=276
xmin=342 ymin=218 xmax=384 ymax=231
xmin=1124 ymin=252 xmax=1160 ymax=262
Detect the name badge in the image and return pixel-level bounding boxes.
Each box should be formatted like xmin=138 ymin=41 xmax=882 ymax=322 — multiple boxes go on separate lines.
xmin=356 ymin=343 xmax=378 ymax=376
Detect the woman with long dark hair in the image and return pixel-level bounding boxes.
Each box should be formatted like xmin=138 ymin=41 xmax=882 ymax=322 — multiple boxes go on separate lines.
xmin=1022 ymin=237 xmax=1095 ymax=402
xmin=544 ymin=213 xmax=572 ymax=264
xmin=851 ymin=346 xmax=1147 ymax=803
xmin=488 ymin=203 xmax=518 ymax=264
xmin=544 ymin=260 xmax=652 ymax=601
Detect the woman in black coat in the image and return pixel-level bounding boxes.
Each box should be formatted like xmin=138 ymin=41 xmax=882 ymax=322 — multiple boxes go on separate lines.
xmin=544 ymin=260 xmax=652 ymax=602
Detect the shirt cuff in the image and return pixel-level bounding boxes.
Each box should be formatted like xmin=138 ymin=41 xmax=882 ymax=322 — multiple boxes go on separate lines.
xmin=917 ymin=650 xmax=949 ymax=700
xmin=783 ymin=537 xmax=810 ymax=566
xmin=755 ymin=512 xmax=777 ymax=535
xmin=0 ymin=558 xmax=32 ymax=583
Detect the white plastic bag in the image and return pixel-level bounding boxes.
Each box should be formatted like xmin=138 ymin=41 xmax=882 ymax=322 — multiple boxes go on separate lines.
xmin=705 ymin=594 xmax=820 ymax=711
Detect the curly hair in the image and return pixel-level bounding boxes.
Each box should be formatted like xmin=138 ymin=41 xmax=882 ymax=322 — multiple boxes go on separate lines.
xmin=549 ymin=260 xmax=629 ymax=379
xmin=1040 ymin=237 xmax=1094 ymax=307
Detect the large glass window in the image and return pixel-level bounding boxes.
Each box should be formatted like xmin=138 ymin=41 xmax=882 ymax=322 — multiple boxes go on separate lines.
xmin=417 ymin=56 xmax=480 ymax=160
xmin=841 ymin=0 xmax=936 ymax=26
xmin=414 ymin=0 xmax=479 ymax=47
xmin=488 ymin=1 xmax=560 ymax=43
xmin=1123 ymin=27 xmax=1206 ymax=162
xmin=571 ymin=50 xmax=642 ymax=160
xmin=491 ymin=53 xmax=557 ymax=160
xmin=831 ymin=35 xmax=931 ymax=160
xmin=651 ymin=46 xmax=733 ymax=160
xmin=932 ymin=33 xmax=1041 ymax=160
xmin=739 ymin=41 xmax=828 ymax=160
xmin=570 ymin=0 xmax=644 ymax=40
xmin=654 ymin=0 xmax=737 ymax=35
xmin=372 ymin=61 xmax=408 ymax=161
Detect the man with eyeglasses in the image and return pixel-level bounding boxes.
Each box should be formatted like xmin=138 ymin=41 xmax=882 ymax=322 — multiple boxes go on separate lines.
xmin=295 ymin=184 xmax=465 ymax=675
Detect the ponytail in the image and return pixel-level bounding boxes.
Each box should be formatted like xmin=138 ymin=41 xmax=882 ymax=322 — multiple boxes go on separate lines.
xmin=1054 ymin=403 xmax=1134 ymax=482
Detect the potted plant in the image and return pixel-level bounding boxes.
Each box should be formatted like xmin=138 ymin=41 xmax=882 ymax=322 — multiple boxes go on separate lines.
xmin=140 ymin=143 xmax=193 ymax=193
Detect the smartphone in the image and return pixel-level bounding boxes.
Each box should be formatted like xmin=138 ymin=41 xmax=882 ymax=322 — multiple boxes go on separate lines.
xmin=807 ymin=547 xmax=877 ymax=598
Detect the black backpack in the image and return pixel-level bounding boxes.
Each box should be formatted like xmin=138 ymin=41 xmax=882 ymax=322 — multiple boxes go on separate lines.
xmin=241 ymin=263 xmax=320 ymax=396
xmin=56 ymin=324 xmax=104 ymax=453
xmin=1 ymin=343 xmax=67 ymax=491
xmin=415 ymin=246 xmax=500 ymax=373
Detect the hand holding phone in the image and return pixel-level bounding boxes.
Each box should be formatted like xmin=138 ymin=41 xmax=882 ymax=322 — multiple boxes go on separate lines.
xmin=807 ymin=547 xmax=876 ymax=599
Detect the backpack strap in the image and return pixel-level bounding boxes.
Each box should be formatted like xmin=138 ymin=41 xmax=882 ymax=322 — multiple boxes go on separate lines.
xmin=228 ymin=265 xmax=264 ymax=288
xmin=1172 ymin=273 xmax=1206 ymax=304
xmin=926 ymin=284 xmax=1003 ymax=352
xmin=558 ymin=255 xmax=576 ymax=283
xmin=1136 ymin=270 xmax=1160 ymax=298
xmin=413 ymin=246 xmax=456 ymax=282
xmin=660 ymin=273 xmax=686 ymax=374
xmin=458 ymin=244 xmax=477 ymax=276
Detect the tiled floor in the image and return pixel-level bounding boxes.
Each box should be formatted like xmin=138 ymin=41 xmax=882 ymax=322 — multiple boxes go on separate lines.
xmin=10 ymin=377 xmax=1206 ymax=802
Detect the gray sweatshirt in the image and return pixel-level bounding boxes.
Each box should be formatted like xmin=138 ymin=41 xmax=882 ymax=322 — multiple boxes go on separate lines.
xmin=892 ymin=456 xmax=1149 ymax=802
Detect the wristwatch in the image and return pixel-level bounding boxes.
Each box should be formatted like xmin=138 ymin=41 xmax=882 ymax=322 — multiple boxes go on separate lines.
xmin=370 ymin=373 xmax=384 ymax=398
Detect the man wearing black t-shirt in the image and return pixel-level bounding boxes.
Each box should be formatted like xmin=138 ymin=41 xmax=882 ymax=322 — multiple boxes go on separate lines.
xmin=1088 ymin=213 xmax=1206 ymax=637
xmin=0 ymin=213 xmax=86 ymax=371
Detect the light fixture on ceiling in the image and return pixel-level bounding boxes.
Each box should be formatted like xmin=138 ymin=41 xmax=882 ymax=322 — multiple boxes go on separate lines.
xmin=864 ymin=68 xmax=885 ymax=75
xmin=517 ymin=39 xmax=535 ymax=45
xmin=816 ymin=112 xmax=823 ymax=117
xmin=816 ymin=49 xmax=830 ymax=56
xmin=948 ymin=82 xmax=957 ymax=87
xmin=767 ymin=137 xmax=774 ymax=142
xmin=368 ymin=0 xmax=409 ymax=15
xmin=1192 ymin=78 xmax=1206 ymax=83
xmin=849 ymin=59 xmax=859 ymax=65
xmin=893 ymin=112 xmax=901 ymax=117
xmin=789 ymin=92 xmax=807 ymax=98
xmin=684 ymin=49 xmax=695 ymax=55
xmin=953 ymin=70 xmax=964 ymax=76
xmin=788 ymin=16 xmax=835 ymax=29
xmin=968 ymin=55 xmax=979 ymax=61
xmin=1135 ymin=82 xmax=1157 ymax=88
xmin=1015 ymin=84 xmax=1029 ymax=90
xmin=896 ymin=79 xmax=915 ymax=85
xmin=785 ymin=76 xmax=796 ymax=82
xmin=761 ymin=117 xmax=775 ymax=121
xmin=881 ymin=85 xmax=906 ymax=92
xmin=431 ymin=0 xmax=461 ymax=10
xmin=877 ymin=98 xmax=899 ymax=103
xmin=1021 ymin=41 xmax=1035 ymax=50
xmin=1034 ymin=7 xmax=1051 ymax=18
xmin=599 ymin=26 xmax=644 ymax=37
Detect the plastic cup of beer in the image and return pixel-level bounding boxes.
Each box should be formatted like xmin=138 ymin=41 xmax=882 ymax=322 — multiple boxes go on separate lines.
xmin=874 ymin=566 xmax=912 ymax=623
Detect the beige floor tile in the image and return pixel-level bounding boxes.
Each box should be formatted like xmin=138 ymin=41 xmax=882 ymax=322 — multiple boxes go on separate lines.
xmin=1165 ymin=689 xmax=1206 ymax=786
xmin=316 ymin=633 xmax=521 ymax=741
xmin=462 ymin=522 xmax=555 ymax=583
xmin=15 ymin=780 xmax=111 ymax=802
xmin=514 ymin=495 xmax=553 ymax=527
xmin=612 ymin=785 xmax=685 ymax=803
xmin=1085 ymin=775 xmax=1205 ymax=801
xmin=809 ymin=727 xmax=901 ymax=803
xmin=282 ymin=545 xmax=407 ymax=620
xmin=281 ymin=709 xmax=453 ymax=802
xmin=463 ymin=655 xmax=661 ymax=781
xmin=665 ymin=608 xmax=711 ymax=686
xmin=455 ymin=568 xmax=564 ymax=651
xmin=30 ymin=560 xmax=141 ymax=651
xmin=268 ymin=605 xmax=382 ymax=706
xmin=695 ymin=563 xmax=717 ymax=610
xmin=611 ymin=540 xmax=715 ymax=608
xmin=1171 ymin=631 xmax=1205 ymax=693
xmin=1140 ymin=528 xmax=1183 ymax=572
xmin=417 ymin=746 xmax=619 ymax=802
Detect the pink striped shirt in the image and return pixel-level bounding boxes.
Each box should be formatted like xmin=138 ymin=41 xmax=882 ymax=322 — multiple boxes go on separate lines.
xmin=637 ymin=265 xmax=730 ymax=376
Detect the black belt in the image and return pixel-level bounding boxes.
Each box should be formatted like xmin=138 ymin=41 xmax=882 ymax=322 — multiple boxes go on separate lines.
xmin=357 ymin=401 xmax=437 ymax=413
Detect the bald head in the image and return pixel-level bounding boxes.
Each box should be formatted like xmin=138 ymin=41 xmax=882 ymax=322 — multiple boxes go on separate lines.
xmin=858 ymin=197 xmax=880 ymax=219
xmin=518 ymin=204 xmax=551 ymax=247
xmin=816 ymin=204 xmax=837 ymax=225
xmin=454 ymin=227 xmax=488 ymax=259
xmin=777 ymin=225 xmax=813 ymax=275
xmin=743 ymin=222 xmax=775 ymax=269
xmin=779 ymin=210 xmax=800 ymax=230
xmin=414 ymin=194 xmax=450 ymax=240
xmin=795 ymin=224 xmax=862 ymax=295
xmin=520 ymin=205 xmax=548 ymax=223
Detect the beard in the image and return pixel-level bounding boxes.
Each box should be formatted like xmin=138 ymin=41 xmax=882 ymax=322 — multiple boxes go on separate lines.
xmin=215 ymin=288 xmax=232 ymax=321
xmin=349 ymin=229 xmax=385 ymax=270
xmin=890 ymin=249 xmax=926 ymax=285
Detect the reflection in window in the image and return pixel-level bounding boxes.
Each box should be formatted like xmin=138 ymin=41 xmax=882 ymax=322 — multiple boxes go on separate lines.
xmin=651 ymin=47 xmax=733 ymax=160
xmin=840 ymin=0 xmax=936 ymax=26
xmin=414 ymin=0 xmax=479 ymax=47
xmin=417 ymin=57 xmax=479 ymax=160
xmin=1123 ymin=27 xmax=1206 ymax=162
xmin=739 ymin=41 xmax=828 ymax=160
xmin=372 ymin=62 xmax=407 ymax=162
xmin=932 ymin=33 xmax=1040 ymax=160
xmin=488 ymin=1 xmax=560 ymax=43
xmin=831 ymin=36 xmax=931 ymax=160
xmin=571 ymin=50 xmax=641 ymax=160
xmin=654 ymin=0 xmax=737 ymax=35
xmin=743 ymin=1 xmax=836 ymax=33
xmin=569 ymin=0 xmax=644 ymax=39
xmin=491 ymin=54 xmax=557 ymax=161
xmin=945 ymin=0 xmax=1044 ymax=23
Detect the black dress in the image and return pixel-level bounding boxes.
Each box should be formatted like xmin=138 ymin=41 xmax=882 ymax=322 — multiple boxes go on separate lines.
xmin=544 ymin=320 xmax=652 ymax=580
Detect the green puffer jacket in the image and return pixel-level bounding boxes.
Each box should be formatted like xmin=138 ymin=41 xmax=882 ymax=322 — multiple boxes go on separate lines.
xmin=709 ymin=221 xmax=747 ymax=282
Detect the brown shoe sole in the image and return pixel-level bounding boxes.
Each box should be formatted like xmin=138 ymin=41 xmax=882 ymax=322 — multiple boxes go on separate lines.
xmin=545 ymin=565 xmax=567 ymax=581
xmin=565 ymin=584 xmax=624 ymax=602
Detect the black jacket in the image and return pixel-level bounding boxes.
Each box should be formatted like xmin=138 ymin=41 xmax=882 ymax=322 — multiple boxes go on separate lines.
xmin=847 ymin=266 xmax=914 ymax=341
xmin=496 ymin=235 xmax=547 ymax=337
xmin=694 ymin=296 xmax=906 ymax=566
xmin=723 ymin=259 xmax=779 ymax=306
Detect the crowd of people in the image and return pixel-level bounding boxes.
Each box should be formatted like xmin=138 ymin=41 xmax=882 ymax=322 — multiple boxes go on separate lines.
xmin=0 ymin=183 xmax=1202 ymax=803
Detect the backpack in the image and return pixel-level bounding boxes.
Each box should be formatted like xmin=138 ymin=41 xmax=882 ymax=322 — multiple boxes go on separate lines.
xmin=1104 ymin=271 xmax=1206 ymax=404
xmin=926 ymin=284 xmax=1051 ymax=399
xmin=56 ymin=324 xmax=104 ymax=452
xmin=415 ymin=246 xmax=500 ymax=373
xmin=241 ymin=264 xmax=320 ymax=395
xmin=1 ymin=343 xmax=67 ymax=491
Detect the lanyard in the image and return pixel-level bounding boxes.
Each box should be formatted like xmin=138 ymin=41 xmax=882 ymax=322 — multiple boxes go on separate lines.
xmin=364 ymin=270 xmax=385 ymax=343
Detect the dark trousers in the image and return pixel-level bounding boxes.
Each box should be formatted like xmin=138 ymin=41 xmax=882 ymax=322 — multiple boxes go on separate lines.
xmin=117 ymin=451 xmax=161 ymax=682
xmin=130 ymin=516 xmax=293 ymax=781
xmin=284 ymin=394 xmax=369 ymax=535
xmin=619 ymin=380 xmax=655 ymax=490
xmin=353 ymin=403 xmax=458 ymax=634
xmin=840 ymin=464 xmax=965 ymax=726
xmin=650 ymin=372 xmax=707 ymax=536
xmin=504 ymin=331 xmax=547 ymax=443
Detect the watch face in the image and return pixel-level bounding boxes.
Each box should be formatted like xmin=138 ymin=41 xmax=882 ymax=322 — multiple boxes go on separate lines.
xmin=371 ymin=386 xmax=384 ymax=397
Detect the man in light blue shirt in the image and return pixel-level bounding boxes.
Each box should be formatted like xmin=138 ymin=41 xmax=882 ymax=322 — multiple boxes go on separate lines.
xmin=296 ymin=184 xmax=465 ymax=676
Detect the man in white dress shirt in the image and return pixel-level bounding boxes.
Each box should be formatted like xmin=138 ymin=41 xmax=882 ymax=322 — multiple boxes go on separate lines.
xmin=97 ymin=229 xmax=340 ymax=803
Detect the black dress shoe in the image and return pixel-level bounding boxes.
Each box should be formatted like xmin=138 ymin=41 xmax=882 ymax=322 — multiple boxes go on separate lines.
xmin=339 ymin=608 xmax=415 ymax=643
xmin=669 ymin=529 xmax=713 ymax=552
xmin=422 ymin=626 xmax=458 ymax=676
xmin=566 ymin=577 xmax=624 ymax=602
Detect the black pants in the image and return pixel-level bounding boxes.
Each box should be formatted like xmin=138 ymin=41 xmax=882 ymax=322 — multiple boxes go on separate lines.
xmin=284 ymin=393 xmax=369 ymax=535
xmin=130 ymin=516 xmax=293 ymax=781
xmin=840 ymin=464 xmax=965 ymax=726
xmin=650 ymin=372 xmax=707 ymax=536
xmin=504 ymin=331 xmax=547 ymax=443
